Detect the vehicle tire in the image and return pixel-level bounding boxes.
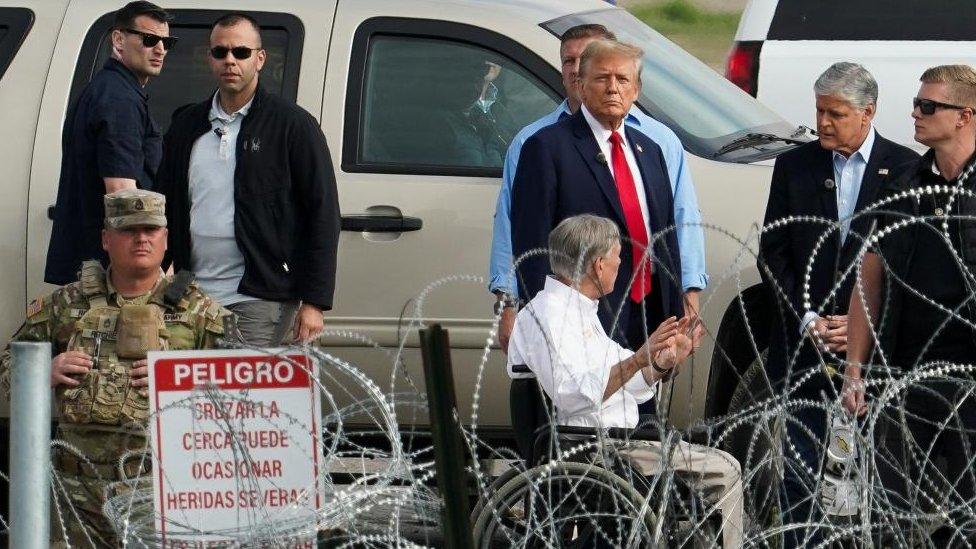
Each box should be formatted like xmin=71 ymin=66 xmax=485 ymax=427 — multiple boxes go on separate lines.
xmin=704 ymin=285 xmax=772 ymax=421
xmin=721 ymin=353 xmax=784 ymax=548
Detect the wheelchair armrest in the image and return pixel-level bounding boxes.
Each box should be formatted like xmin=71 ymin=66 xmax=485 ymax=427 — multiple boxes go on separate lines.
xmin=538 ymin=424 xmax=663 ymax=441
xmin=607 ymin=426 xmax=662 ymax=441
xmin=682 ymin=426 xmax=712 ymax=446
xmin=550 ymin=425 xmax=598 ymax=437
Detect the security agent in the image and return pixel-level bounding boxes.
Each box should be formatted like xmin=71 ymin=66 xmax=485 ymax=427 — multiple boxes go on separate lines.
xmin=844 ymin=64 xmax=976 ymax=545
xmin=1 ymin=189 xmax=229 ymax=546
xmin=157 ymin=13 xmax=340 ymax=347
xmin=758 ymin=62 xmax=918 ymax=548
xmin=45 ymin=1 xmax=176 ymax=284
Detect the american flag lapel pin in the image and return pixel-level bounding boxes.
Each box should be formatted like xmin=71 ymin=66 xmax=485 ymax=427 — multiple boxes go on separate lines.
xmin=878 ymin=168 xmax=889 ymax=175
xmin=635 ymin=143 xmax=643 ymax=153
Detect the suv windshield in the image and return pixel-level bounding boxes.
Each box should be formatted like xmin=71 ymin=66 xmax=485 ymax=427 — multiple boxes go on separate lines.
xmin=543 ymin=9 xmax=805 ymax=162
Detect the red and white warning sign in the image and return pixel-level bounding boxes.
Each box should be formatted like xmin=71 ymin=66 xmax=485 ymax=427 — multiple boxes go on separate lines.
xmin=149 ymin=349 xmax=323 ymax=546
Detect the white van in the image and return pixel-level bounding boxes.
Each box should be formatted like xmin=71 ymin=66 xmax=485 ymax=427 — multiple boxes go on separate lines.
xmin=0 ymin=0 xmax=800 ymax=439
xmin=727 ymin=0 xmax=976 ymax=149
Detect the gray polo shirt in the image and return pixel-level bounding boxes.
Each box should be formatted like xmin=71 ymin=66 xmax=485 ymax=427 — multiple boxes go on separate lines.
xmin=188 ymin=93 xmax=255 ymax=305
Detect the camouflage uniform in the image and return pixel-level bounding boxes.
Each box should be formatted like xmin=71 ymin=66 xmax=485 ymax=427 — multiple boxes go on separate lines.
xmin=0 ymin=190 xmax=231 ymax=547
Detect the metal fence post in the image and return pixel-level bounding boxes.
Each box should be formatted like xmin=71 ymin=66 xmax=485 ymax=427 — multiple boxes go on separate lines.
xmin=419 ymin=325 xmax=474 ymax=549
xmin=9 ymin=341 xmax=52 ymax=549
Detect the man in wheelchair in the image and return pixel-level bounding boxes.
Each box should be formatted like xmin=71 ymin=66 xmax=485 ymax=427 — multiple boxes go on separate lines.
xmin=507 ymin=214 xmax=743 ymax=548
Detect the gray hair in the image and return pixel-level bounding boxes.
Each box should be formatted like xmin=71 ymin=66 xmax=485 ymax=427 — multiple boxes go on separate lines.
xmin=548 ymin=214 xmax=620 ymax=281
xmin=813 ymin=62 xmax=878 ymax=110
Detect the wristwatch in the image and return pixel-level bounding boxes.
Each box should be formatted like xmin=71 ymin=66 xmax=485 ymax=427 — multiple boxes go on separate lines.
xmin=493 ymin=291 xmax=518 ymax=315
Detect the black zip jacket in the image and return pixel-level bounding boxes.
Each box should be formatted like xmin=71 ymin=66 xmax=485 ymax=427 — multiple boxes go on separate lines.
xmin=157 ymin=85 xmax=340 ymax=310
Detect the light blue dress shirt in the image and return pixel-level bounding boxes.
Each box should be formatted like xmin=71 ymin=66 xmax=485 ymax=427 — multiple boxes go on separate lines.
xmin=833 ymin=127 xmax=875 ymax=243
xmin=799 ymin=127 xmax=875 ymax=333
xmin=488 ymin=99 xmax=708 ymax=297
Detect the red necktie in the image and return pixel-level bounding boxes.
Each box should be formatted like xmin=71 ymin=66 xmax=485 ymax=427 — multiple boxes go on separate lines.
xmin=609 ymin=131 xmax=652 ymax=303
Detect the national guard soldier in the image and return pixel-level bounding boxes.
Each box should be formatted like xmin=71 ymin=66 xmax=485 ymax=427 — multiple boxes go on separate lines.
xmin=0 ymin=189 xmax=233 ymax=546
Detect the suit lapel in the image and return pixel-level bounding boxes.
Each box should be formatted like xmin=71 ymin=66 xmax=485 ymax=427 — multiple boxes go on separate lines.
xmin=853 ymin=137 xmax=887 ymax=214
xmin=624 ymin=126 xmax=668 ymax=231
xmin=844 ymin=136 xmax=889 ymax=255
xmin=571 ymin=111 xmax=626 ymax=223
xmin=813 ymin=146 xmax=838 ymax=221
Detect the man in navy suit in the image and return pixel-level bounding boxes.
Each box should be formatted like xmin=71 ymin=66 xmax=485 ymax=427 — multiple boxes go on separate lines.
xmin=511 ymin=39 xmax=686 ymax=355
xmin=758 ymin=62 xmax=919 ymax=548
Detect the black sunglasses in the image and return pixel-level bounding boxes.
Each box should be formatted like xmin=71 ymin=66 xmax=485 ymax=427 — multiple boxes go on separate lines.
xmin=913 ymin=97 xmax=970 ymax=115
xmin=122 ymin=28 xmax=178 ymax=50
xmin=210 ymin=46 xmax=261 ymax=60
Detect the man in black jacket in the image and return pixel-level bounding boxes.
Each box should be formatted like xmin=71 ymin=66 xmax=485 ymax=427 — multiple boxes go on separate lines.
xmin=157 ymin=13 xmax=340 ymax=346
xmin=844 ymin=64 xmax=976 ymax=545
xmin=759 ymin=62 xmax=918 ymax=547
xmin=45 ymin=1 xmax=174 ymax=284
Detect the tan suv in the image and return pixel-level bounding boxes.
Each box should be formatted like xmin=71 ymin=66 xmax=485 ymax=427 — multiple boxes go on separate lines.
xmin=0 ymin=0 xmax=801 ymax=436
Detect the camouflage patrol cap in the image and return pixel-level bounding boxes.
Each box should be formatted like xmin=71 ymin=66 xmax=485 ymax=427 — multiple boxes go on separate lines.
xmin=104 ymin=189 xmax=167 ymax=229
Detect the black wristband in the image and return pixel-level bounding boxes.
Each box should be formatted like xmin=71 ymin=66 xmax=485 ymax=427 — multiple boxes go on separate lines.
xmin=651 ymin=360 xmax=674 ymax=381
xmin=650 ymin=361 xmax=671 ymax=376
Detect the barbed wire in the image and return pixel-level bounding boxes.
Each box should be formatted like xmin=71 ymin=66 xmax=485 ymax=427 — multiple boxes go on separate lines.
xmin=2 ymin=187 xmax=975 ymax=546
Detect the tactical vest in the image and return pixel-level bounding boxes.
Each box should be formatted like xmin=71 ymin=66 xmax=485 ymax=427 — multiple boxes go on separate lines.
xmin=58 ymin=262 xmax=192 ymax=428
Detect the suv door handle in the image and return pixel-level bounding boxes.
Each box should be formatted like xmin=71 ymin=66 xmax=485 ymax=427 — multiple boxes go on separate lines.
xmin=340 ymin=214 xmax=423 ymax=233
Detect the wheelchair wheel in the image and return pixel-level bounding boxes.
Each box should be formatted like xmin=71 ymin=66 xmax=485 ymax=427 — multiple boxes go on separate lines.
xmin=615 ymin=459 xmax=722 ymax=549
xmin=471 ymin=461 xmax=658 ymax=548
xmin=470 ymin=464 xmax=527 ymax=528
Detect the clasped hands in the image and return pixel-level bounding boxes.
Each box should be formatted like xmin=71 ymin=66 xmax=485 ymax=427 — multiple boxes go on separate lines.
xmin=803 ymin=314 xmax=867 ymax=417
xmin=636 ymin=315 xmax=705 ymax=379
xmin=807 ymin=314 xmax=848 ymax=353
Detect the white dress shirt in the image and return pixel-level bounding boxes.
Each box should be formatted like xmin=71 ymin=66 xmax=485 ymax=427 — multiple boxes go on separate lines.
xmin=507 ymin=277 xmax=656 ymax=429
xmin=801 ymin=127 xmax=875 ymax=333
xmin=581 ymin=105 xmax=651 ymax=234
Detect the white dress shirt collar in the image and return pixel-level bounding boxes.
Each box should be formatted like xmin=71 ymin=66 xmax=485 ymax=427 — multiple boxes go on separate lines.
xmin=581 ymin=104 xmax=621 ymax=143
xmin=543 ymin=276 xmax=599 ymax=315
xmin=568 ymin=100 xmax=645 ymax=129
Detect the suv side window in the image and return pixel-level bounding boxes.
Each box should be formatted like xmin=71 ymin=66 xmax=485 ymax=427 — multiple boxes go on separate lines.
xmin=70 ymin=10 xmax=303 ymax=133
xmin=769 ymin=0 xmax=975 ymax=40
xmin=344 ymin=19 xmax=563 ymax=177
xmin=0 ymin=8 xmax=34 ymax=81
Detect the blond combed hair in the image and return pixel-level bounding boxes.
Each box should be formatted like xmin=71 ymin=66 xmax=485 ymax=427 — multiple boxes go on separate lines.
xmin=920 ymin=64 xmax=976 ymax=108
xmin=578 ymin=39 xmax=644 ymax=80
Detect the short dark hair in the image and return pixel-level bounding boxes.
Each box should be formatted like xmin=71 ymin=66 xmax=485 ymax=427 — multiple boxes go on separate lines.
xmin=113 ymin=1 xmax=171 ymax=30
xmin=560 ymin=24 xmax=615 ymax=45
xmin=212 ymin=13 xmax=263 ymax=46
